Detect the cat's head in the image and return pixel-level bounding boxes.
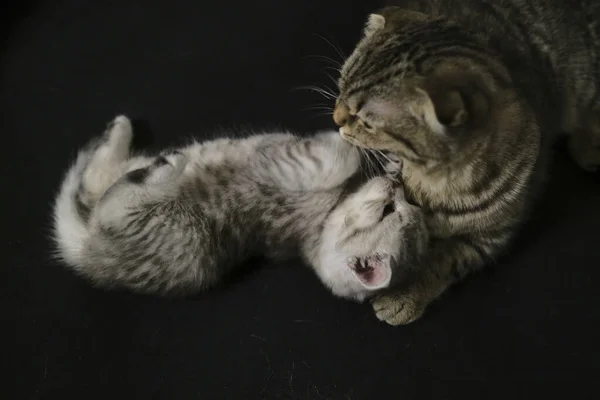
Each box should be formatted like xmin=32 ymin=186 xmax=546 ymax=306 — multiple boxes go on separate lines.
xmin=320 ymin=177 xmax=427 ymax=301
xmin=334 ymin=7 xmax=521 ymax=169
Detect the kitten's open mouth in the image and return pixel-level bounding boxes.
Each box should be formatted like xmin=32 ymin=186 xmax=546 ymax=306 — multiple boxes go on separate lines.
xmin=350 ymin=257 xmax=374 ymax=273
xmin=347 ymin=254 xmax=392 ymax=289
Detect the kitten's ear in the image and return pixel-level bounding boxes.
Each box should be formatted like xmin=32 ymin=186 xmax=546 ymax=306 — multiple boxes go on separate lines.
xmin=419 ymin=67 xmax=492 ymax=134
xmin=348 ymin=255 xmax=392 ymax=290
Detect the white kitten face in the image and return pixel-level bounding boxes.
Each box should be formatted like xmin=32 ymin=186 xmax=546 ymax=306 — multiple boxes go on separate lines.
xmin=317 ymin=177 xmax=422 ymax=302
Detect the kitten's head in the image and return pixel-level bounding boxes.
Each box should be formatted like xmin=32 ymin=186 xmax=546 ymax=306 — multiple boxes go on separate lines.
xmin=334 ymin=7 xmax=518 ymax=168
xmin=320 ymin=177 xmax=427 ymax=301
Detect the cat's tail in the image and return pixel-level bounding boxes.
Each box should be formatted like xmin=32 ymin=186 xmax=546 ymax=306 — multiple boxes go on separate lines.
xmin=52 ymin=146 xmax=94 ymax=267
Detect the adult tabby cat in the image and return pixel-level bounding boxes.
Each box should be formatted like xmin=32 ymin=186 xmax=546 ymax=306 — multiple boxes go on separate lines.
xmin=334 ymin=1 xmax=600 ymax=324
xmin=53 ymin=116 xmax=427 ymax=302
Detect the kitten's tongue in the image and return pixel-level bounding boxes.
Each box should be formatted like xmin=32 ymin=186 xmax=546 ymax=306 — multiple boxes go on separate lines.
xmin=349 ymin=256 xmax=392 ymax=290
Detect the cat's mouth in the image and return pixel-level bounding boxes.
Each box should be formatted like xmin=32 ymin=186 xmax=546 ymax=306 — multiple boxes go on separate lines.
xmin=350 ymin=257 xmax=373 ymax=273
xmin=347 ymin=254 xmax=393 ymax=290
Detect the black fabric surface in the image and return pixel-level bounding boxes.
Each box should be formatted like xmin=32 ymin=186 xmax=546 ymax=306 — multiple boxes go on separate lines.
xmin=2 ymin=1 xmax=599 ymax=399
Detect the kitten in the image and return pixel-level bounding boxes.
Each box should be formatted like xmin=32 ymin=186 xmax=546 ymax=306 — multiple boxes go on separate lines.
xmin=334 ymin=1 xmax=600 ymax=324
xmin=53 ymin=116 xmax=428 ymax=302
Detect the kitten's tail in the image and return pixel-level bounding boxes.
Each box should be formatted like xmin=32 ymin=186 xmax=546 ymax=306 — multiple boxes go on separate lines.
xmin=52 ymin=148 xmax=92 ymax=267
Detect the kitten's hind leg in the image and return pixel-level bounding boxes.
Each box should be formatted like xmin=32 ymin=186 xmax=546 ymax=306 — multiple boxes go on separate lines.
xmin=124 ymin=150 xmax=187 ymax=187
xmin=80 ymin=115 xmax=134 ymax=207
xmin=147 ymin=150 xmax=187 ymax=185
xmin=94 ymin=150 xmax=188 ymax=229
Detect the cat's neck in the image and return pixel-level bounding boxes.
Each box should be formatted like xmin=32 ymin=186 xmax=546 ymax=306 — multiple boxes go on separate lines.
xmin=401 ymin=160 xmax=471 ymax=208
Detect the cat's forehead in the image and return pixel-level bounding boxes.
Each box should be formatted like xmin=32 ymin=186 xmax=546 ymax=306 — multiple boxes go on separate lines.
xmin=339 ymin=39 xmax=419 ymax=100
xmin=339 ymin=17 xmax=475 ymax=95
xmin=338 ymin=66 xmax=417 ymax=116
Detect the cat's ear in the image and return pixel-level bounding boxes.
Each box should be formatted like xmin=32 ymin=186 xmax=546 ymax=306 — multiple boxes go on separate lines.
xmin=348 ymin=255 xmax=392 ymax=290
xmin=419 ymin=67 xmax=492 ymax=134
xmin=364 ymin=6 xmax=429 ymax=37
xmin=366 ymin=6 xmax=430 ymax=35
xmin=364 ymin=13 xmax=386 ymax=37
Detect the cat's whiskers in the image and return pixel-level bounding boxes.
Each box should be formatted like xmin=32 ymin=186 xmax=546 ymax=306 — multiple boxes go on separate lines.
xmin=303 ymin=54 xmax=342 ymax=69
xmin=360 ymin=148 xmax=379 ymax=180
xmin=323 ymin=65 xmax=342 ymax=73
xmin=324 ymin=71 xmax=341 ymax=88
xmin=313 ymin=33 xmax=347 ymax=62
xmin=374 ymin=150 xmax=394 ymax=170
xmin=302 ymin=103 xmax=334 ymax=113
xmin=295 ymin=85 xmax=338 ymax=100
xmin=306 ymin=112 xmax=336 ymax=121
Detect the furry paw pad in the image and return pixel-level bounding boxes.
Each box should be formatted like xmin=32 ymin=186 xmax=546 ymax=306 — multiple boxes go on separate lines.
xmin=371 ymin=291 xmax=424 ymax=326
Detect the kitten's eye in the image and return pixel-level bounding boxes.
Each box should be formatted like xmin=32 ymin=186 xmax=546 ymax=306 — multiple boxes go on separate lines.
xmin=381 ymin=202 xmax=395 ymax=220
xmin=362 ymin=120 xmax=373 ymax=129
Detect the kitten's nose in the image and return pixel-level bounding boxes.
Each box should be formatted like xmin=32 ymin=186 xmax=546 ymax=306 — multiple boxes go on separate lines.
xmin=333 ymin=104 xmax=352 ymax=127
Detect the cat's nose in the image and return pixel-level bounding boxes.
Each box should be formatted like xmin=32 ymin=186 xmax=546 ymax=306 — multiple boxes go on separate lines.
xmin=333 ymin=104 xmax=352 ymax=126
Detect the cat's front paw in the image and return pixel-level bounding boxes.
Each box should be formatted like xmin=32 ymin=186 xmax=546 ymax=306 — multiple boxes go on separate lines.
xmin=371 ymin=289 xmax=425 ymax=326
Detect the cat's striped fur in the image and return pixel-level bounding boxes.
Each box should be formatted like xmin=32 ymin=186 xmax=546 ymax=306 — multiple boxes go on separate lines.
xmin=53 ymin=116 xmax=428 ymax=302
xmin=334 ymin=1 xmax=600 ymax=324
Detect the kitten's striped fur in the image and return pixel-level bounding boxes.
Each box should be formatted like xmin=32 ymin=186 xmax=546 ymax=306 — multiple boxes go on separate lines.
xmin=53 ymin=116 xmax=428 ymax=302
xmin=334 ymin=1 xmax=600 ymax=324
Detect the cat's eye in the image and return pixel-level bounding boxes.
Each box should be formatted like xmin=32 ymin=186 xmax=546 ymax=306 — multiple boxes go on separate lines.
xmin=381 ymin=202 xmax=395 ymax=220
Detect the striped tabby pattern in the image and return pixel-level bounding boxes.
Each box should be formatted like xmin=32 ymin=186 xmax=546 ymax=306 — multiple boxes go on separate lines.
xmin=53 ymin=116 xmax=428 ymax=302
xmin=334 ymin=1 xmax=600 ymax=324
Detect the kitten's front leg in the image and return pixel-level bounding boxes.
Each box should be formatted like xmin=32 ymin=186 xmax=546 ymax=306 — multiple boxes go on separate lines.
xmin=371 ymin=235 xmax=488 ymax=325
xmin=383 ymin=154 xmax=403 ymax=182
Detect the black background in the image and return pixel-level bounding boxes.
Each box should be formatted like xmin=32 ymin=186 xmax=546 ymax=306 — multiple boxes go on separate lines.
xmin=2 ymin=1 xmax=599 ymax=399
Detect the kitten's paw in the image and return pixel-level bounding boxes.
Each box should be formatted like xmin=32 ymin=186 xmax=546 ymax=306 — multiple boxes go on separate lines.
xmin=80 ymin=115 xmax=133 ymax=203
xmin=371 ymin=290 xmax=425 ymax=326
xmin=383 ymin=156 xmax=403 ymax=181
xmin=106 ymin=115 xmax=132 ymax=141
xmin=363 ymin=176 xmax=395 ymax=201
xmin=104 ymin=115 xmax=133 ymax=159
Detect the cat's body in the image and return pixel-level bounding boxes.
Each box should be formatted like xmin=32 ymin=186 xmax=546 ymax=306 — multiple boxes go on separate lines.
xmin=334 ymin=1 xmax=600 ymax=324
xmin=53 ymin=116 xmax=427 ymax=302
xmin=389 ymin=0 xmax=600 ymax=168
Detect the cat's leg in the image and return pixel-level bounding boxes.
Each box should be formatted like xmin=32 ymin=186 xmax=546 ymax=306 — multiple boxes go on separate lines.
xmin=93 ymin=150 xmax=188 ymax=225
xmin=79 ymin=115 xmax=134 ymax=209
xmin=255 ymin=131 xmax=362 ymax=191
xmin=371 ymin=235 xmax=487 ymax=325
xmin=307 ymin=131 xmax=363 ymax=189
xmin=85 ymin=150 xmax=206 ymax=296
xmin=567 ymin=105 xmax=600 ymax=172
xmin=341 ymin=177 xmax=424 ymax=287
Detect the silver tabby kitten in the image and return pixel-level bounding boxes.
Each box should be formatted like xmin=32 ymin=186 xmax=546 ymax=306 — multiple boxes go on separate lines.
xmin=53 ymin=116 xmax=428 ymax=302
